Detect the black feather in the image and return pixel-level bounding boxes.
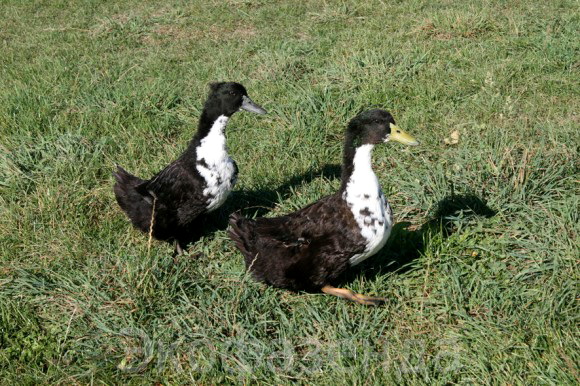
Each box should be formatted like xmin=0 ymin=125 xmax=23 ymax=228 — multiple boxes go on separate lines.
xmin=113 ymin=82 xmax=259 ymax=250
xmin=227 ymin=109 xmax=400 ymax=292
xmin=229 ymin=196 xmax=365 ymax=291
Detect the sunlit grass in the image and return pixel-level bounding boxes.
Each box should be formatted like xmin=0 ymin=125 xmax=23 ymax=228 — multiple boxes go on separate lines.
xmin=1 ymin=0 xmax=578 ymax=383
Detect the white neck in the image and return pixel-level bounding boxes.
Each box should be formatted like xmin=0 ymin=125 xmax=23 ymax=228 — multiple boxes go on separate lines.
xmin=352 ymin=143 xmax=374 ymax=175
xmin=195 ymin=114 xmax=237 ymax=211
xmin=344 ymin=144 xmax=378 ymax=197
xmin=343 ymin=143 xmax=392 ymax=266
xmin=197 ymin=115 xmax=229 ymax=162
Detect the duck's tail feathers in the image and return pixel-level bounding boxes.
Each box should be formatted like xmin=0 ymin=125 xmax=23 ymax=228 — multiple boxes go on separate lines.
xmin=113 ymin=165 xmax=142 ymax=187
xmin=113 ymin=165 xmax=148 ymax=215
xmin=228 ymin=212 xmax=257 ymax=267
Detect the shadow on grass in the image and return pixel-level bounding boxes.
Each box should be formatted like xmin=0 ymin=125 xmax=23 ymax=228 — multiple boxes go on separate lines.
xmin=341 ymin=192 xmax=497 ymax=284
xmin=183 ymin=164 xmax=342 ymax=248
xmin=227 ymin=163 xmax=342 ymax=218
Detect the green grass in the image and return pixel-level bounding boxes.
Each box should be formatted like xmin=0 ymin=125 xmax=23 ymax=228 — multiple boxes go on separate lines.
xmin=1 ymin=0 xmax=578 ymax=383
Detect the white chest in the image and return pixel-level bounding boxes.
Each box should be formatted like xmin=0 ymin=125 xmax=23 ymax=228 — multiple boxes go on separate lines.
xmin=196 ymin=115 xmax=238 ymax=211
xmin=343 ymin=144 xmax=394 ymax=266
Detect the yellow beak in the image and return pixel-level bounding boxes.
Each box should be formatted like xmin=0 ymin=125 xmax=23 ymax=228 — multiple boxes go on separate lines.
xmin=389 ymin=123 xmax=419 ymax=146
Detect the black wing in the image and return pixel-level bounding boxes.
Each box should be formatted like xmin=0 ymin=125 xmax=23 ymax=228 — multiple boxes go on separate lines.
xmin=136 ymin=160 xmax=208 ymax=225
xmin=253 ymin=195 xmax=357 ymax=245
xmin=240 ymin=195 xmax=368 ymax=290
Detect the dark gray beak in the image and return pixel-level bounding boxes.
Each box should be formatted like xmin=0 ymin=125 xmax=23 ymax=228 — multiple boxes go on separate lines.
xmin=240 ymin=95 xmax=267 ymax=115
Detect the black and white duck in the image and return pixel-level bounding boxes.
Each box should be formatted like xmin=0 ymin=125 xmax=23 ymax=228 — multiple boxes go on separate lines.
xmin=228 ymin=109 xmax=418 ymax=305
xmin=114 ymin=82 xmax=266 ymax=254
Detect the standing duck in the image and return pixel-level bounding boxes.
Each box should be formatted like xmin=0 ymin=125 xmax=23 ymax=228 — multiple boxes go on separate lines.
xmin=228 ymin=109 xmax=419 ymax=305
xmin=114 ymin=82 xmax=266 ymax=254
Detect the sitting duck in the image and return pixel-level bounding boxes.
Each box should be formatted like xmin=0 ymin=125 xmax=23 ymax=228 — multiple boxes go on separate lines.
xmin=114 ymin=82 xmax=266 ymax=254
xmin=228 ymin=109 xmax=419 ymax=305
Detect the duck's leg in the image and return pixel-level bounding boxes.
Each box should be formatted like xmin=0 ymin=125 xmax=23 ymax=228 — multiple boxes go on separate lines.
xmin=321 ymin=285 xmax=386 ymax=306
xmin=174 ymin=240 xmax=184 ymax=256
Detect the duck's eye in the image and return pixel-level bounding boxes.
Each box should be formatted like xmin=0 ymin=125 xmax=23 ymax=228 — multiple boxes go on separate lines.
xmin=229 ymin=91 xmax=236 ymax=95
xmin=374 ymin=119 xmax=380 ymax=124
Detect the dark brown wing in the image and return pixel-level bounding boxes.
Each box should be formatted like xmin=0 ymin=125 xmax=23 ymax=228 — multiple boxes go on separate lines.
xmin=252 ymin=196 xmax=341 ymax=240
xmin=230 ymin=194 xmax=367 ymax=291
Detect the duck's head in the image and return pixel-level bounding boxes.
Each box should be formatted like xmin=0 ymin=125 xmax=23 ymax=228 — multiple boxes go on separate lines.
xmin=206 ymin=82 xmax=267 ymax=117
xmin=347 ymin=109 xmax=419 ymax=147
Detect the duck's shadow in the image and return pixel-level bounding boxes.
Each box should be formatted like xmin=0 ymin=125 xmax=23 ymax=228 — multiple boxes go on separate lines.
xmin=341 ymin=192 xmax=497 ymax=284
xmin=189 ymin=169 xmax=496 ymax=288
xmin=189 ymin=164 xmax=342 ymax=243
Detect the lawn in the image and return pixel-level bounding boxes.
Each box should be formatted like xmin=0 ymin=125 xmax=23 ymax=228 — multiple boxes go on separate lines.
xmin=1 ymin=0 xmax=578 ymax=383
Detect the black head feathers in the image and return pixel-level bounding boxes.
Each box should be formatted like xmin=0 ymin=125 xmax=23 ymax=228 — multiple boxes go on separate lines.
xmin=346 ymin=109 xmax=396 ymax=146
xmin=204 ymin=82 xmax=266 ymax=117
xmin=346 ymin=109 xmax=419 ymax=148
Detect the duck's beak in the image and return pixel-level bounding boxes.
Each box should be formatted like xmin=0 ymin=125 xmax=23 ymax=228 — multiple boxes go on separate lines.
xmin=389 ymin=123 xmax=419 ymax=146
xmin=240 ymin=95 xmax=267 ymax=115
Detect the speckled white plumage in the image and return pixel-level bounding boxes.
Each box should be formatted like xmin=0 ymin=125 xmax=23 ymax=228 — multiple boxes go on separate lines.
xmin=196 ymin=115 xmax=237 ymax=211
xmin=343 ymin=144 xmax=393 ymax=266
